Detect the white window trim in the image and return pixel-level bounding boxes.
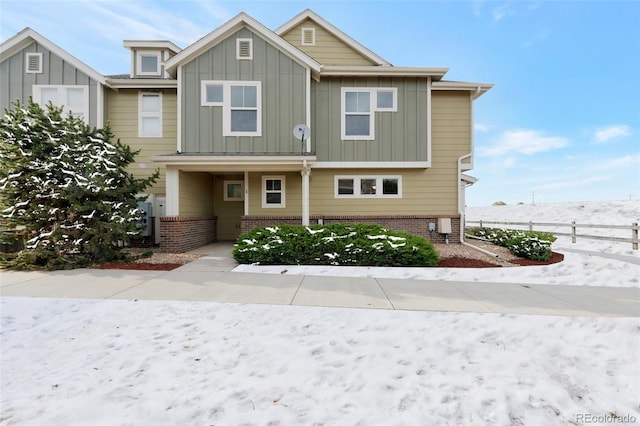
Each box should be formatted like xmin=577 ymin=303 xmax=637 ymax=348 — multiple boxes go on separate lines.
xmin=136 ymin=50 xmax=162 ymax=76
xmin=340 ymin=87 xmax=398 ymax=140
xmin=138 ymin=92 xmax=163 ymax=138
xmin=32 ymin=85 xmax=89 ymax=120
xmin=201 ymin=80 xmax=262 ymax=136
xmin=262 ymin=175 xmax=286 ymax=208
xmin=301 ymin=27 xmax=316 ymax=46
xmin=375 ymin=88 xmax=398 ymax=112
xmin=201 ymin=81 xmax=224 ymax=106
xmin=334 ymin=175 xmax=402 ymax=198
xmin=236 ymin=38 xmax=253 ymax=60
xmin=224 ymin=180 xmax=244 ymax=201
xmin=25 ymin=52 xmax=43 ymax=74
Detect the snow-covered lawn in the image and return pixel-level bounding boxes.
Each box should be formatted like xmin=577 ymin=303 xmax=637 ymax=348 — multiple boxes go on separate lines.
xmin=1 ymin=298 xmax=638 ymax=426
xmin=1 ymin=201 xmax=639 ymax=425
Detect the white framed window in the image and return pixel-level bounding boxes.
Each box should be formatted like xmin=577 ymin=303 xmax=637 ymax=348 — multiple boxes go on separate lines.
xmin=335 ymin=175 xmax=402 ymax=198
xmin=262 ymin=176 xmax=285 ymax=208
xmin=224 ymin=180 xmax=244 ymax=201
xmin=236 ymin=38 xmax=253 ymax=60
xmin=25 ymin=53 xmax=43 ymax=74
xmin=202 ymin=80 xmax=262 ymax=137
xmin=32 ymin=85 xmax=89 ymax=120
xmin=301 ymin=27 xmax=316 ymax=46
xmin=201 ymin=82 xmax=224 ymax=106
xmin=138 ymin=92 xmax=162 ymax=137
xmin=136 ymin=51 xmax=161 ymax=76
xmin=341 ymin=87 xmax=398 ymax=140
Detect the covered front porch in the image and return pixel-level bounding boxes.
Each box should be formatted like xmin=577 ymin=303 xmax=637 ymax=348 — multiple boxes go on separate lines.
xmin=153 ymin=154 xmax=315 ymax=252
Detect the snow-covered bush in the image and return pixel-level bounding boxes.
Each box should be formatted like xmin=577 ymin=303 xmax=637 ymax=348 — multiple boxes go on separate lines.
xmin=467 ymin=227 xmax=556 ymax=261
xmin=0 ymin=99 xmax=158 ymax=269
xmin=233 ymin=224 xmax=439 ymax=267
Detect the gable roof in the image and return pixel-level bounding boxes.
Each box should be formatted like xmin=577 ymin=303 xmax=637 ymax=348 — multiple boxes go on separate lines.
xmin=275 ymin=9 xmax=391 ymax=67
xmin=164 ymin=12 xmax=321 ymax=77
xmin=0 ymin=27 xmax=106 ymax=86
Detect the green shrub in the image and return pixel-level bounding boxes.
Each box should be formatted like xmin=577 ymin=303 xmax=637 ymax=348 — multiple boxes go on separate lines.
xmin=466 ymin=227 xmax=556 ymax=261
xmin=233 ymin=224 xmax=439 ymax=267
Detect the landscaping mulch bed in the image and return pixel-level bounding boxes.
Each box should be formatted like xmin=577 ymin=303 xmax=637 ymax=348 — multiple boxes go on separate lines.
xmin=509 ymin=251 xmax=565 ymax=266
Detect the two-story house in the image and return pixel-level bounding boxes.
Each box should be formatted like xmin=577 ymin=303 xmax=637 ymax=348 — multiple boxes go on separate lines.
xmin=1 ymin=9 xmax=492 ymax=253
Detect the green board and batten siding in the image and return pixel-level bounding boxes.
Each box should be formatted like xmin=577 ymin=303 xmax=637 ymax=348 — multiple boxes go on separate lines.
xmin=311 ymin=77 xmax=429 ymax=163
xmin=180 ymin=28 xmax=307 ymax=154
xmin=0 ymin=41 xmax=101 ymax=128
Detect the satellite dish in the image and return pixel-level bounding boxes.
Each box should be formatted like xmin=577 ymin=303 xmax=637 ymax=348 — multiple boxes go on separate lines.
xmin=293 ymin=124 xmax=310 ymax=141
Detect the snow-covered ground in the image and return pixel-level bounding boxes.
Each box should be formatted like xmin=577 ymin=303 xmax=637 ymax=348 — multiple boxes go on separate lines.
xmin=236 ymin=200 xmax=640 ymax=288
xmin=1 ymin=201 xmax=639 ymax=425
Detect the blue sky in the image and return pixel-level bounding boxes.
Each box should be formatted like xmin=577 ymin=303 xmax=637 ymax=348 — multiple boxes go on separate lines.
xmin=1 ymin=0 xmax=639 ymax=206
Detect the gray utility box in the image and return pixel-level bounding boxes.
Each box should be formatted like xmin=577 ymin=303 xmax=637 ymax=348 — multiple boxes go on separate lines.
xmin=438 ymin=217 xmax=452 ymax=234
xmin=137 ymin=202 xmax=153 ymax=237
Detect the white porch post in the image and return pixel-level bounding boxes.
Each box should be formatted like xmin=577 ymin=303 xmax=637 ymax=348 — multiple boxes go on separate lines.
xmin=301 ymin=164 xmax=310 ymax=226
xmin=244 ymin=170 xmax=249 ymax=216
xmin=166 ymin=167 xmax=179 ymax=216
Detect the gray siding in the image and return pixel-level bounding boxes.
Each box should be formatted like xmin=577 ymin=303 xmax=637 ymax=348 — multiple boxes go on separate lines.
xmin=0 ymin=41 xmax=100 ymax=127
xmin=181 ymin=28 xmax=307 ymax=154
xmin=311 ymin=77 xmax=429 ymax=163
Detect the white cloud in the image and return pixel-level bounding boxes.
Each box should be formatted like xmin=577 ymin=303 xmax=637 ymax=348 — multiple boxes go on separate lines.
xmin=592 ymin=125 xmax=632 ymax=144
xmin=522 ymin=28 xmax=551 ymax=48
xmin=479 ymin=129 xmax=569 ymax=156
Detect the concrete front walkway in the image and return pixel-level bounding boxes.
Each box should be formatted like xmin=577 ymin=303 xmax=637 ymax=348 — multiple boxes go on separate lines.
xmin=1 ymin=243 xmax=638 ymax=318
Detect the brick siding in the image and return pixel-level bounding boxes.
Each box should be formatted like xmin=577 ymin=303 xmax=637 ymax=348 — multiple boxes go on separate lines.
xmin=159 ymin=216 xmax=217 ymax=253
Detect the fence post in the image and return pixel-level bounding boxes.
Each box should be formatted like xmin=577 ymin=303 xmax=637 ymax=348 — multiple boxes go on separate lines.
xmin=529 ymin=221 xmax=533 ymax=232
xmin=479 ymin=220 xmax=483 ymax=228
xmin=571 ymin=221 xmax=576 ymax=244
xmin=633 ymin=222 xmax=638 ymax=250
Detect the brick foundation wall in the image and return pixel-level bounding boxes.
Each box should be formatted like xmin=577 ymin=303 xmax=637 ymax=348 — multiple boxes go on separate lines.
xmin=159 ymin=216 xmax=217 ymax=253
xmin=241 ymin=215 xmax=462 ymax=243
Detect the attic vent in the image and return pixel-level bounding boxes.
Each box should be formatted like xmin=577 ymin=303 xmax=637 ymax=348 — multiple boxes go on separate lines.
xmin=301 ymin=28 xmax=315 ymax=46
xmin=236 ymin=38 xmax=253 ymax=60
xmin=25 ymin=53 xmax=43 ymax=74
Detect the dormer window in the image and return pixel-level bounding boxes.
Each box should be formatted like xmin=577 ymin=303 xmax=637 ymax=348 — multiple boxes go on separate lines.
xmin=236 ymin=38 xmax=253 ymax=60
xmin=25 ymin=53 xmax=43 ymax=74
xmin=136 ymin=51 xmax=161 ymax=76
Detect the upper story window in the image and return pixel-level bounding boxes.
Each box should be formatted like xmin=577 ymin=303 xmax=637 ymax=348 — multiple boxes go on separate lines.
xmin=32 ymin=85 xmax=88 ymax=120
xmin=236 ymin=38 xmax=253 ymax=60
xmin=136 ymin=51 xmax=161 ymax=76
xmin=341 ymin=87 xmax=398 ymax=140
xmin=138 ymin=92 xmax=162 ymax=137
xmin=25 ymin=53 xmax=43 ymax=74
xmin=301 ymin=27 xmax=316 ymax=46
xmin=201 ymin=80 xmax=262 ymax=137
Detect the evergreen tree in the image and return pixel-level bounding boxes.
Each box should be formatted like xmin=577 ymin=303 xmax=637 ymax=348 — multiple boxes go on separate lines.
xmin=0 ymin=99 xmax=158 ymax=269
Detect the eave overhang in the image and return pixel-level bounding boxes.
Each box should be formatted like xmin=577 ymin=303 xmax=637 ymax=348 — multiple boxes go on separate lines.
xmin=105 ymin=78 xmax=178 ymax=90
xmin=151 ymin=154 xmax=317 ymax=172
xmin=433 ymin=81 xmax=494 ymax=99
xmin=320 ymin=65 xmax=449 ymax=80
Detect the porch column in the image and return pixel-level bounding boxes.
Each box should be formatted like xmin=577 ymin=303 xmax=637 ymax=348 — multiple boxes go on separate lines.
xmin=166 ymin=167 xmax=179 ymax=216
xmin=301 ymin=166 xmax=310 ymax=226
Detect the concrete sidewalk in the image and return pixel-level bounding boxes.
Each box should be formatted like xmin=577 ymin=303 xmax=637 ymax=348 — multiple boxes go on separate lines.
xmin=1 ymin=245 xmax=638 ymax=317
